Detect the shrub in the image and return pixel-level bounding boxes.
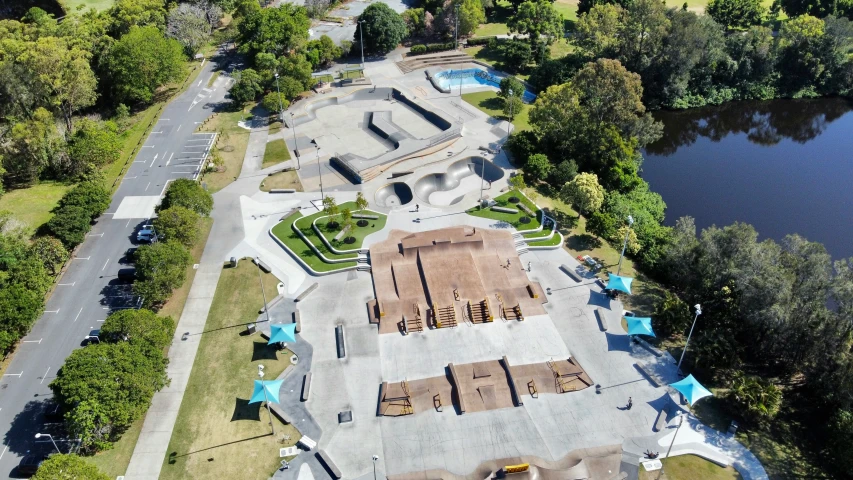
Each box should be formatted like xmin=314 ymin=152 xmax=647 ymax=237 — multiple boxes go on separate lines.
xmin=652 ymin=291 xmax=693 ymax=338
xmin=100 ymin=309 xmax=175 ymax=352
xmin=58 ymin=182 xmax=111 ymax=220
xmin=158 ymin=179 xmax=213 ymax=216
xmin=587 ymin=211 xmax=617 ymax=240
xmin=410 ymin=44 xmax=427 ymax=54
xmin=46 ymin=205 xmax=92 ymax=248
xmin=152 ymin=206 xmax=200 ymax=248
xmin=467 ymin=36 xmax=499 ymax=46
xmin=729 ymin=371 xmax=783 ymax=422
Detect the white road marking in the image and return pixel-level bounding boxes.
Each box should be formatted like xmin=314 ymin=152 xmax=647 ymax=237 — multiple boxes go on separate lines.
xmin=166 ymin=152 xmax=174 ymax=165
xmin=123 ymin=176 xmax=138 ymax=180
xmin=102 ymin=258 xmax=110 ymax=271
xmin=40 ymin=366 xmax=50 ymax=384
xmin=2 ymin=372 xmax=22 ymax=377
xmin=149 ymin=153 xmax=159 ymax=168
xmin=134 ymin=160 xmax=145 ymax=163
xmin=87 ymin=233 xmax=104 ymax=237
xmin=145 ymin=182 xmax=151 ymax=191
xmin=141 ymin=145 xmax=155 ymax=148
xmin=45 ymin=309 xmax=60 ymax=314
xmin=74 ymin=256 xmax=90 ymax=260
xmin=150 ymin=131 xmax=162 ymax=134
xmin=197 ymin=77 xmax=203 ymax=87
xmin=176 ymin=124 xmax=182 ymax=132
xmin=74 ymin=307 xmax=83 ymax=322
xmin=0 ymin=445 xmax=7 ymax=460
xmin=58 ymin=282 xmax=75 ymax=286
xmin=22 ymin=339 xmax=42 ymax=344
xmin=126 ymin=218 xmax=132 ymax=228
xmin=159 ymin=118 xmax=170 ymax=122
xmin=200 ymin=58 xmax=205 ymax=68
xmin=97 ymin=319 xmax=106 ymax=322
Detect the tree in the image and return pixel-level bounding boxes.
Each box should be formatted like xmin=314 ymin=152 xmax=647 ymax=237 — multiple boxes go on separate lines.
xmin=58 ymin=182 xmax=111 ymax=220
xmin=46 ymin=205 xmax=92 ymax=248
xmin=32 ymin=454 xmax=110 ymax=480
xmin=0 ymin=283 xmax=45 ymax=353
xmin=508 ymin=173 xmax=527 ymax=191
xmin=652 ymin=291 xmax=692 ymax=338
xmin=402 ymin=8 xmax=426 ymax=36
xmin=108 ymin=0 xmax=168 ymax=36
xmin=101 ymin=26 xmax=186 ymax=105
xmin=503 ymin=96 xmax=523 ymax=121
xmin=0 ymin=108 xmax=65 ymax=186
xmin=133 ymin=241 xmax=192 ymax=309
xmin=340 ymin=208 xmax=354 ymax=235
xmin=611 ymin=225 xmax=640 ymax=253
xmin=100 ymin=309 xmax=175 ymax=352
xmin=525 ymin=153 xmax=552 ymax=180
xmin=574 ymin=3 xmax=623 ymax=57
xmin=238 ymin=4 xmax=311 ymax=57
xmin=707 ymin=0 xmax=766 ymax=30
xmin=355 ymin=191 xmax=369 ymax=211
xmin=499 ymin=39 xmax=532 ymax=72
xmin=828 ymin=410 xmax=853 ymax=473
xmin=69 ymin=120 xmax=122 ymax=175
xmin=261 ymin=92 xmax=290 ymax=115
xmin=158 ymin=178 xmax=213 ymax=216
xmin=355 ymin=3 xmax=408 ymax=55
xmin=619 ymin=0 xmax=670 ymax=74
xmin=455 ymin=0 xmax=487 ymax=36
xmin=279 ymin=54 xmax=315 ymax=90
xmin=499 ymin=76 xmax=525 ymax=99
xmin=167 ymin=2 xmax=221 ymax=56
xmin=152 ymin=206 xmax=200 ymax=248
xmin=50 ymin=342 xmax=168 ymax=452
xmin=730 ymin=371 xmax=783 ymax=421
xmin=303 ymin=35 xmax=343 ymax=69
xmin=230 ymin=68 xmax=264 ymax=103
xmin=776 ymin=15 xmax=839 ymax=94
xmin=560 ymin=172 xmax=604 ymax=214
xmin=780 ymin=0 xmax=843 ymax=17
xmin=549 ymin=159 xmax=578 ymax=185
xmin=30 ymin=236 xmax=68 ymax=275
xmin=276 ymin=75 xmax=305 ymax=101
xmin=322 ymin=196 xmax=339 ymax=217
xmin=508 ymin=0 xmax=564 ymax=43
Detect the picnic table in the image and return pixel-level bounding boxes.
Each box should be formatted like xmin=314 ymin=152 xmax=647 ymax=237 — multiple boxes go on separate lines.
xmin=577 ymin=255 xmax=602 ymax=271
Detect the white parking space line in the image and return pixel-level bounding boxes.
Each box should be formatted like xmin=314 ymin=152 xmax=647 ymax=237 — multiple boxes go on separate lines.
xmin=149 ymin=153 xmax=159 ymax=168
xmin=141 ymin=145 xmax=155 ymax=148
xmin=41 ymin=366 xmax=50 ymax=384
xmin=146 ymin=182 xmax=151 ymax=191
xmin=74 ymin=256 xmax=90 ymax=260
xmin=159 ymin=118 xmax=170 ymax=122
xmin=1 ymin=445 xmax=7 ymax=460
xmin=2 ymin=372 xmax=22 ymax=377
xmin=58 ymin=281 xmax=75 ymax=286
xmin=166 ymin=152 xmax=174 ymax=166
xmin=177 ymin=124 xmax=182 ymax=132
xmin=45 ymin=309 xmax=60 ymax=314
xmin=22 ymin=339 xmax=42 ymax=344
xmin=102 ymin=258 xmax=110 ymax=271
xmin=74 ymin=307 xmax=83 ymax=322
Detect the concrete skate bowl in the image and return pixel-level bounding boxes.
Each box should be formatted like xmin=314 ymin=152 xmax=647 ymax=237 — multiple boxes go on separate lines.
xmin=375 ymin=182 xmax=414 ymax=207
xmin=414 ymin=156 xmax=504 ymax=206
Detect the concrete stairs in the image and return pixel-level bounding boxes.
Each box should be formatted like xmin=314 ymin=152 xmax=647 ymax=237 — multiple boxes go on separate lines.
xmin=467 ymin=300 xmax=491 ymax=324
xmin=396 ymin=51 xmax=473 ymax=74
xmin=433 ymin=304 xmax=458 ymax=328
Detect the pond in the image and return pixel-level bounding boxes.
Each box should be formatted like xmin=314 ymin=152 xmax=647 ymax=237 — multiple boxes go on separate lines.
xmin=642 ymin=98 xmax=853 ymax=259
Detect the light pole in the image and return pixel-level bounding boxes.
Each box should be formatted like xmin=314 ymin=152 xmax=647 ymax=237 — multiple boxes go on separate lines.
xmin=479 ymin=157 xmax=486 ymax=202
xmin=616 ymin=215 xmax=634 ymax=276
xmin=256 ymin=257 xmax=270 ymax=323
xmin=506 ymin=88 xmax=514 ymax=136
xmin=316 ymin=144 xmax=324 ymax=200
xmin=372 ymin=454 xmax=379 ymax=480
xmin=274 ymin=72 xmax=284 ymax=123
xmin=290 ymin=112 xmax=300 ymax=169
xmin=454 ymin=5 xmax=459 ymax=51
xmin=35 ymin=433 xmax=60 ymax=454
xmin=258 ymin=365 xmax=275 ymax=435
xmin=656 ymin=413 xmax=684 ymax=480
xmin=676 ymin=304 xmax=702 ymax=374
xmin=359 ymin=20 xmax=365 ymax=70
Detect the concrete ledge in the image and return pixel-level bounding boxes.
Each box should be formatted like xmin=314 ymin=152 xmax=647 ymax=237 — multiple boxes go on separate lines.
xmin=352 ymin=213 xmax=379 ymax=220
xmin=335 ymin=324 xmax=346 ymax=358
xmin=561 ymin=264 xmax=583 ymax=283
xmin=301 ymin=373 xmax=312 ymax=402
xmin=596 ymin=307 xmax=609 ymax=331
xmin=634 ymin=362 xmax=662 ymax=388
xmin=501 ymin=356 xmax=523 ymax=407
xmin=491 ymin=206 xmax=517 ymax=214
xmin=252 ymin=257 xmax=272 ymax=273
xmin=293 ymin=310 xmax=302 ymax=333
xmin=260 ymin=294 xmax=285 ymax=313
xmin=269 ymin=402 xmax=293 ymax=424
xmin=269 ymin=188 xmax=296 ymax=193
xmin=316 ymin=450 xmax=343 ymax=479
xmin=296 ymin=283 xmax=319 ymax=301
xmin=448 ymin=363 xmax=465 ymax=414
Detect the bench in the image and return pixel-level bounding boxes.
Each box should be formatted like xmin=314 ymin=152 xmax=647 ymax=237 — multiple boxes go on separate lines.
xmin=301 ymin=373 xmax=312 ymax=402
xmin=316 ymin=450 xmax=342 ymax=479
xmin=295 ymin=283 xmax=318 ymax=302
xmin=654 ymin=402 xmax=671 ymax=432
xmin=517 ymin=202 xmax=535 ymax=216
xmin=501 ymin=356 xmax=523 ymax=407
xmin=269 ymin=402 xmax=293 ymax=424
xmin=252 ymin=257 xmax=272 ymax=273
xmin=596 ymin=307 xmax=609 ymax=331
xmin=260 ymin=294 xmax=284 ymax=314
xmin=634 ymin=362 xmax=663 ymax=388
xmin=335 ymin=324 xmax=346 ymax=358
xmin=333 ymin=224 xmax=351 ymax=242
xmin=269 ymin=188 xmax=296 ymax=193
xmin=352 ymin=213 xmax=379 ymax=220
xmin=491 ymin=206 xmax=517 ymax=214
xmin=293 ymin=310 xmax=301 ymax=333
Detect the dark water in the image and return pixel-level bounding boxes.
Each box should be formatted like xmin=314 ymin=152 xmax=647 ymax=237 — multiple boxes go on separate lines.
xmin=642 ymin=98 xmax=853 ymax=259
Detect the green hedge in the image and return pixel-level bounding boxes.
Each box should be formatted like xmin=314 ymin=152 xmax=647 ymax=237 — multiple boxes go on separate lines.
xmin=467 ymin=36 xmax=498 ymax=46
xmin=409 ymin=42 xmax=456 ymax=56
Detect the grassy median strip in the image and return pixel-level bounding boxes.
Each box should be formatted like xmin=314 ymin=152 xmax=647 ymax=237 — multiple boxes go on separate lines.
xmin=271 ymin=211 xmax=358 ymax=273
xmin=528 ymin=233 xmax=563 ymax=247
xmin=262 ymin=139 xmax=292 ymax=169
xmin=467 ymin=189 xmax=542 ymax=230
xmin=160 ymin=262 xmax=300 ymax=480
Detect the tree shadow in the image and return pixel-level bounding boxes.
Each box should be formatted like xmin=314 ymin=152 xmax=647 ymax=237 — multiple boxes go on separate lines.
xmin=566 ymin=233 xmax=602 ymax=251
xmin=2 ymin=399 xmax=62 ymax=459
xmin=230 ymin=398 xmax=262 ymax=422
xmin=251 ymin=340 xmax=279 ymax=362
xmin=167 ymin=433 xmax=272 ymax=463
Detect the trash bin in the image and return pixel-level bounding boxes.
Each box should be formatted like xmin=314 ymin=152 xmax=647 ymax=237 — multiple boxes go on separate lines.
xmin=728 ymin=420 xmax=739 ymax=435
xmin=246 ymin=323 xmax=256 ymax=335
xmin=230 ymin=257 xmax=238 ymax=268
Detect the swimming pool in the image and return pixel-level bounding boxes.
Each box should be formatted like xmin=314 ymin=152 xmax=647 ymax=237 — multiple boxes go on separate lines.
xmin=433 ymin=69 xmax=537 ymax=103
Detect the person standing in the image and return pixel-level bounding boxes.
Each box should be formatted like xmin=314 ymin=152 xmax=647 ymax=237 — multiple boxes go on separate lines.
xmin=627 ymin=397 xmax=633 ymax=410
xmin=415 ymin=204 xmax=419 ymax=212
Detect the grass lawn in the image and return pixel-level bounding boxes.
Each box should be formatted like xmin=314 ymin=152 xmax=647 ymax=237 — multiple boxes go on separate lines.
xmin=467 ymin=189 xmax=542 ymax=229
xmin=475 ymin=0 xmax=513 ymax=37
xmin=0 ymin=182 xmax=72 ymax=233
xmin=314 ymin=208 xmax=388 ymax=250
xmin=160 ymin=262 xmax=300 ymax=480
xmin=462 ymin=91 xmax=532 ymax=131
xmin=82 ymin=417 xmax=144 ymax=477
xmin=554 ymin=0 xmax=579 ymax=26
xmin=271 ymin=211 xmax=358 ymax=273
xmin=638 ymin=455 xmax=741 ymax=480
xmin=260 ymin=171 xmax=303 ymax=192
xmin=158 ymin=217 xmax=214 ymax=320
xmin=550 ymin=39 xmax=576 ymax=59
xmin=62 ymin=0 xmax=114 ymax=12
xmin=528 ymin=232 xmax=563 ymax=247
xmin=262 ymin=139 xmax=291 ymax=169
xmin=199 ymin=107 xmax=253 ymax=193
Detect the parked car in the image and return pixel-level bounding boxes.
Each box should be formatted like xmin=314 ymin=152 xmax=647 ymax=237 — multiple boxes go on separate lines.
xmin=117 ymin=268 xmax=136 ymax=283
xmin=16 ymin=454 xmax=48 ymax=476
xmin=124 ymin=247 xmax=138 ymax=263
xmin=136 ymin=225 xmax=157 ymax=243
xmin=83 ymin=329 xmax=100 ymax=345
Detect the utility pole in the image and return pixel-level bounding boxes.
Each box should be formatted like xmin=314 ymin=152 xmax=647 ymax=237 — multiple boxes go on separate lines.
xmin=289 ymin=112 xmax=300 ymax=169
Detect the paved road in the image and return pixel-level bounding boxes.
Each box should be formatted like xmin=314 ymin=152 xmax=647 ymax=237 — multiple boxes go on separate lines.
xmin=0 ymin=48 xmax=233 ymax=478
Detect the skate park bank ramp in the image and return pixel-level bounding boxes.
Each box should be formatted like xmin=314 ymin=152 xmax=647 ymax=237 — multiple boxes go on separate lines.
xmin=375 ymin=182 xmax=414 ymax=207
xmin=285 ymin=87 xmax=462 ymax=184
xmin=414 ymin=156 xmax=504 ymax=205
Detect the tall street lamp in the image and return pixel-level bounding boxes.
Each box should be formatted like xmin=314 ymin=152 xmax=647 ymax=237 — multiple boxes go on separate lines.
xmin=258 ymin=365 xmax=275 ymax=435
xmin=289 ymin=112 xmax=300 ymax=169
xmin=359 ymin=20 xmax=366 ymax=69
xmin=656 ymin=413 xmax=684 ymax=480
xmin=256 ymin=257 xmax=270 ymax=323
xmin=316 ymin=144 xmax=324 ymax=200
xmin=676 ymin=304 xmax=702 ymax=374
xmin=274 ymin=72 xmax=284 ymax=123
xmin=35 ymin=433 xmax=61 ymax=454
xmin=454 ymin=5 xmax=459 ymax=50
xmin=616 ymin=215 xmax=634 ymax=276
xmin=506 ymin=88 xmax=514 ymax=137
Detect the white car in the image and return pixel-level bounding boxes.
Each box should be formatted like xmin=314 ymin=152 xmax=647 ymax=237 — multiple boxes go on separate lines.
xmin=137 ymin=225 xmax=157 ymax=243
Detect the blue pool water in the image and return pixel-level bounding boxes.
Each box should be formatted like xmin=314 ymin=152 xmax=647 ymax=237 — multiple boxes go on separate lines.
xmin=434 ymin=69 xmax=537 ymax=103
